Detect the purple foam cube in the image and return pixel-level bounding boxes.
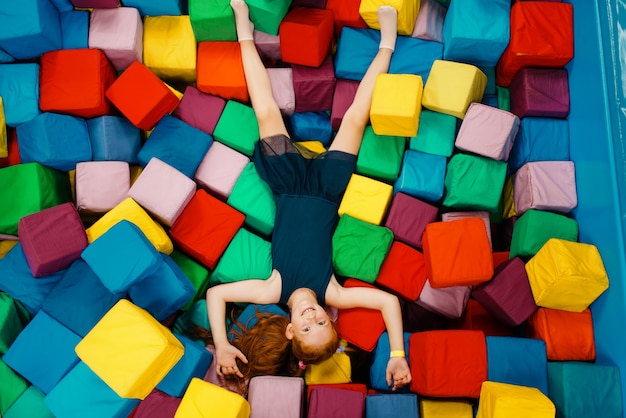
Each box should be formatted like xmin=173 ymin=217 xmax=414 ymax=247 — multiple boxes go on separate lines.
xmin=71 ymin=0 xmax=119 ymax=7
xmin=173 ymin=86 xmax=226 ymax=136
xmin=472 ymin=257 xmax=538 ymax=326
xmin=134 ymin=389 xmax=182 ymax=418
xmin=509 ymin=67 xmax=570 ymax=119
xmin=293 ymin=55 xmax=336 ymax=112
xmin=330 ymin=78 xmax=360 ymax=131
xmin=253 ymin=30 xmax=281 ymax=62
xmin=308 ymin=387 xmax=365 ymax=418
xmin=416 ymin=280 xmax=471 ymax=319
xmin=267 ymin=67 xmax=295 ymax=116
xmin=18 ymin=202 xmax=88 ymax=277
xmin=385 ymin=192 xmax=438 ymax=249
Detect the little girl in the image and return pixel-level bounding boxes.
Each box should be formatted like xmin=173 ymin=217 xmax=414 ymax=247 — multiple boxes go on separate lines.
xmin=206 ymin=0 xmax=412 ymax=391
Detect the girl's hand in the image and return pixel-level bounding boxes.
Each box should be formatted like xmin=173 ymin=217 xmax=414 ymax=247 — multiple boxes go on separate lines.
xmin=386 ymin=357 xmax=412 ymax=391
xmin=215 ymin=343 xmax=248 ymax=378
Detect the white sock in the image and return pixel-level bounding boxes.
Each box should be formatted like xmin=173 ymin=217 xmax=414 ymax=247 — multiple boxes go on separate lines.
xmin=378 ymin=5 xmax=398 ymax=52
xmin=231 ymin=0 xmax=255 ymax=42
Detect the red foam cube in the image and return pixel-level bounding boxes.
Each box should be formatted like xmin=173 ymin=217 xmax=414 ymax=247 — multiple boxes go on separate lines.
xmin=196 ymin=41 xmax=248 ymax=103
xmin=279 ymin=7 xmax=334 ymax=67
xmin=375 ymin=241 xmax=427 ymax=302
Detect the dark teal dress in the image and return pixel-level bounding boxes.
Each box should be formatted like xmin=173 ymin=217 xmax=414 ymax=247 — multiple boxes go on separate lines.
xmin=253 ymin=134 xmax=356 ymax=305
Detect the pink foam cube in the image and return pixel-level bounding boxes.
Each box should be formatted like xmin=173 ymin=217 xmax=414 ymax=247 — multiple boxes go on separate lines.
xmin=248 ymin=376 xmax=304 ymax=418
xmin=253 ymin=30 xmax=281 ymax=62
xmin=415 ymin=280 xmax=471 ymax=319
xmin=88 ymin=7 xmax=143 ymax=72
xmin=514 ymin=161 xmax=577 ymax=215
xmin=267 ymin=67 xmax=295 ymax=116
xmin=194 ymin=141 xmax=250 ymax=200
xmin=75 ymin=161 xmax=131 ymax=213
xmin=411 ymin=0 xmax=447 ymax=42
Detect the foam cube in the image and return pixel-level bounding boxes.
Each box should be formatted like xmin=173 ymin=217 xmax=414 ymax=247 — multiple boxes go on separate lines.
xmin=174 ymin=87 xmax=226 ymax=136
xmin=172 ymin=299 xmax=211 ymax=338
xmin=394 ymin=149 xmax=447 ymax=203
xmin=143 ymin=16 xmax=196 ymax=83
xmin=44 ymin=361 xmax=140 ymax=418
xmin=370 ymin=74 xmax=423 ymax=137
xmin=4 ymin=386 xmax=54 ymax=418
xmin=227 ymin=162 xmax=276 ymax=237
xmin=376 ymin=241 xmax=427 ymax=301
xmin=197 ymin=41 xmax=248 ymax=103
xmin=133 ymin=389 xmax=182 ymax=418
xmin=510 ymin=67 xmax=570 ymax=119
xmin=415 ymin=280 xmax=471 ymax=319
xmin=443 ymin=153 xmax=507 ymax=213
xmin=332 ymin=214 xmax=394 ymax=283
xmin=87 ymin=116 xmax=141 ymax=163
xmin=3 ymin=310 xmax=81 ymax=394
xmin=486 ymin=336 xmax=549 ymax=395
xmin=442 ymin=0 xmax=510 ymax=67
xmin=194 ymin=141 xmax=249 ymax=200
xmin=137 ymin=115 xmax=213 ymax=179
xmin=338 ymin=173 xmax=393 ymax=225
xmin=228 ymin=304 xmax=288 ymax=340
xmin=508 ymin=117 xmax=570 ymax=174
xmin=174 ymin=378 xmax=250 ymax=418
xmin=336 ymin=279 xmax=387 ymax=351
xmin=292 ymin=56 xmax=335 ymax=112
xmin=18 ymin=202 xmax=87 ymax=277
xmin=422 ymin=60 xmax=487 ymax=119
xmin=60 ymin=10 xmax=89 ymax=50
xmin=208 ymin=228 xmax=273 ymax=286
xmin=0 ymin=98 xmax=6 ymax=158
xmin=267 ymin=67 xmax=295 ymax=116
xmin=411 ymin=0 xmax=446 ymax=42
xmin=0 ymin=162 xmax=72 ymax=236
xmin=326 ymin=0 xmax=368 ymax=36
xmin=16 ymin=112 xmax=91 ymax=172
xmin=359 ymin=0 xmax=419 ymax=35
xmin=366 ymin=394 xmax=419 ymax=418
xmin=384 ymin=192 xmax=438 ymax=250
xmin=510 ymin=209 xmax=578 ymax=259
xmin=0 ymin=244 xmax=66 ymax=315
xmin=527 ymin=307 xmax=596 ymax=361
xmin=75 ymin=161 xmax=130 ymax=213
xmin=453 ymin=298 xmax=514 ymax=337
xmin=455 ymin=103 xmax=520 ymax=161
xmin=0 ymin=359 xmax=28 ymax=416
xmin=88 ymin=7 xmax=143 ymax=72
xmin=213 ymin=100 xmax=260 ymax=157
xmin=472 ymin=257 xmax=538 ymax=327
xmin=253 ymin=29 xmax=282 ymax=62
xmin=169 ymin=250 xmax=210 ymax=311
xmin=75 ymin=299 xmax=184 ymax=399
xmin=514 ymin=161 xmax=577 ymax=215
xmin=247 ymin=376 xmax=304 ymax=418
xmin=71 ymin=0 xmax=120 ymax=7
xmin=476 ymin=381 xmax=555 ymax=418
xmin=0 ymin=292 xmax=30 ymax=355
xmin=201 ymin=345 xmax=248 ymax=397
xmin=0 ymin=0 xmax=62 ymax=60
xmin=370 ymin=332 xmax=412 ymax=392
xmin=247 ymin=0 xmax=292 ymax=36
xmin=420 ymin=399 xmax=473 ymax=418
xmin=308 ymin=386 xmax=365 ymax=418
xmin=189 ymin=0 xmax=236 ymax=41
xmin=496 ymin=2 xmax=573 ymax=86
xmin=279 ymin=7 xmax=334 ymax=67
xmin=170 ymin=189 xmax=245 ymax=270
xmin=306 ymin=383 xmax=368 ymax=402
xmin=121 ymin=0 xmax=185 ymax=16
xmin=0 ymin=64 xmax=41 ymax=127
xmin=408 ymin=109 xmax=456 ymax=157
xmin=409 ymin=330 xmax=487 ymax=398
xmin=289 ymin=112 xmax=332 ymax=145
xmin=105 ymin=61 xmax=180 ymax=131
xmin=422 ymin=218 xmax=494 ymax=287
xmin=548 ymin=362 xmax=623 ymax=418
xmin=330 ymin=78 xmax=360 ymax=131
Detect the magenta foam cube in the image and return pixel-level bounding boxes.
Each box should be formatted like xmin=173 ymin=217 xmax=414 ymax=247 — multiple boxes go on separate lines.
xmin=75 ymin=161 xmax=131 ymax=213
xmin=509 ymin=67 xmax=570 ymax=119
xmin=18 ymin=202 xmax=88 ymax=277
xmin=416 ymin=280 xmax=471 ymax=319
xmin=330 ymin=78 xmax=360 ymax=131
xmin=71 ymin=0 xmax=119 ymax=7
xmin=128 ymin=157 xmax=196 ymax=227
xmin=411 ymin=0 xmax=447 ymax=42
xmin=384 ymin=192 xmax=439 ymax=250
xmin=514 ymin=161 xmax=578 ymax=215
xmin=308 ymin=386 xmax=365 ymax=418
xmin=292 ymin=55 xmax=336 ymax=112
xmin=194 ymin=141 xmax=250 ymax=200
xmin=173 ymin=86 xmax=226 ymax=136
xmin=267 ymin=67 xmax=295 ymax=116
xmin=88 ymin=7 xmax=143 ymax=71
xmin=133 ymin=389 xmax=182 ymax=418
xmin=472 ymin=257 xmax=538 ymax=327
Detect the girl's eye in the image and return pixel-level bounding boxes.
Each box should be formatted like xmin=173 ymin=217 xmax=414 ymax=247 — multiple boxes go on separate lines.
xmin=318 ymin=321 xmax=325 ymax=326
xmin=303 ymin=327 xmax=310 ymax=332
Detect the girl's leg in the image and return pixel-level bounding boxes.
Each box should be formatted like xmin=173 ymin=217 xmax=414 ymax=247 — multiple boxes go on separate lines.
xmin=329 ymin=6 xmax=398 ymax=155
xmin=231 ymin=0 xmax=289 ymax=139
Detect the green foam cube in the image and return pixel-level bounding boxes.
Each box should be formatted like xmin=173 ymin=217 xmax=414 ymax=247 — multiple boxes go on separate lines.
xmin=170 ymin=249 xmax=210 ymax=311
xmin=510 ymin=209 xmax=579 ymax=259
xmin=189 ymin=0 xmax=237 ymax=41
xmin=409 ymin=110 xmax=457 ymax=157
xmin=213 ymin=100 xmax=260 ymax=157
xmin=356 ymin=126 xmax=405 ymax=183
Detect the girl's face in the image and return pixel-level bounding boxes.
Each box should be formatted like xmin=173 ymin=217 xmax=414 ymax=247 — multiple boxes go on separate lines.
xmin=285 ymin=293 xmax=333 ymax=347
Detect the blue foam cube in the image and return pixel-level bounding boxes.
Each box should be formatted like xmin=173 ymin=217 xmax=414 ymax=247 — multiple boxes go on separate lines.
xmin=4 ymin=385 xmax=55 ymax=418
xmin=81 ymin=220 xmax=161 ymax=294
xmin=44 ymin=362 xmax=140 ymax=418
xmin=138 ymin=114 xmax=213 ymax=178
xmin=60 ymin=10 xmax=89 ymax=49
xmin=370 ymin=332 xmax=411 ymax=393
xmin=16 ymin=113 xmax=92 ymax=172
xmin=118 ymin=0 xmax=186 ymax=16
xmin=228 ymin=304 xmax=288 ymax=341
xmin=0 ymin=48 xmax=14 ymax=63
xmin=87 ymin=115 xmax=142 ymax=163
xmin=290 ymin=111 xmax=333 ymax=145
xmin=390 ymin=35 xmax=443 ymax=82
xmin=0 ymin=0 xmax=62 ymax=60
xmin=508 ymin=117 xmax=570 ymax=174
xmin=50 ymin=0 xmax=74 ymax=12
xmin=486 ymin=336 xmax=549 ymax=396
xmin=394 ymin=150 xmax=447 ymax=203
xmin=0 ymin=244 xmax=65 ymax=315
xmin=127 ymin=254 xmax=196 ymax=321
xmin=3 ymin=311 xmax=81 ymax=394
xmin=365 ymin=394 xmax=419 ymax=418
xmin=0 ymin=64 xmax=41 ymax=127
xmin=442 ymin=0 xmax=510 ymax=67
xmin=157 ymin=334 xmax=213 ymax=397
xmin=41 ymin=259 xmax=123 ymax=337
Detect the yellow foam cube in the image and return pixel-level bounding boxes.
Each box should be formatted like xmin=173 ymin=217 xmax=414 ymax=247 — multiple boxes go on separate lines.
xmin=338 ymin=174 xmax=393 ymax=225
xmin=175 ymin=378 xmax=251 ymax=418
xmin=296 ymin=141 xmax=326 ymax=155
xmin=0 ymin=97 xmax=7 ymax=158
xmin=477 ymin=381 xmax=555 ymax=418
xmin=502 ymin=175 xmax=517 ymax=219
xmin=144 ymin=16 xmax=197 ymax=83
xmin=0 ymin=240 xmax=18 ymax=259
xmin=305 ymin=349 xmax=351 ymax=385
xmin=359 ymin=0 xmax=421 ymax=36
xmin=420 ymin=399 xmax=473 ymax=417
xmin=422 ymin=60 xmax=487 ymax=119
xmin=165 ymin=82 xmax=184 ymax=101
xmin=75 ymin=300 xmax=184 ymax=400
xmin=526 ymin=238 xmax=609 ymax=312
xmin=370 ymin=73 xmax=423 ymax=137
xmin=86 ymin=197 xmax=173 ymax=254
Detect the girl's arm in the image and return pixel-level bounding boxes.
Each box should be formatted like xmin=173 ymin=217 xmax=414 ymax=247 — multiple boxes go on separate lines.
xmin=325 ymin=276 xmax=412 ymax=390
xmin=206 ymin=270 xmax=281 ymax=377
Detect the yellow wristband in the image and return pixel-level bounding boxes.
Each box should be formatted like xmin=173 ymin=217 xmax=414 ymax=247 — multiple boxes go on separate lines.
xmin=390 ymin=350 xmax=405 ymax=358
